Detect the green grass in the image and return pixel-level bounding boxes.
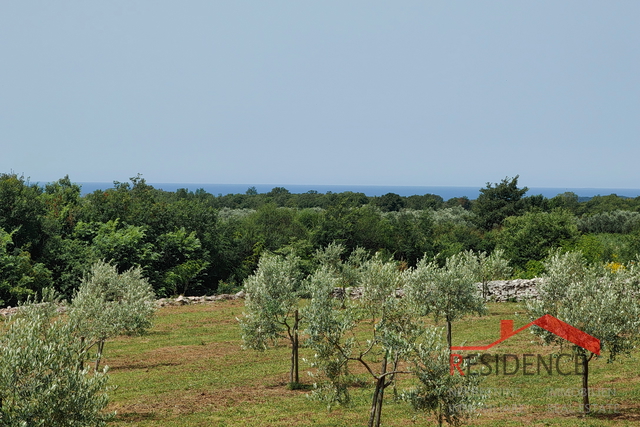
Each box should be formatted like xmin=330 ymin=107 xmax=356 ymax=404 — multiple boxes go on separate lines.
xmin=103 ymin=301 xmax=640 ymax=426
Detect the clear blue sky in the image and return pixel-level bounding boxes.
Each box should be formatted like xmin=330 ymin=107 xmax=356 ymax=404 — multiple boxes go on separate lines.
xmin=1 ymin=1 xmax=638 ymax=189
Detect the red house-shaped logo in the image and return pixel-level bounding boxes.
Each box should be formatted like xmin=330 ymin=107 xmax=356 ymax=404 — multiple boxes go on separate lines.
xmin=451 ymin=314 xmax=600 ymax=355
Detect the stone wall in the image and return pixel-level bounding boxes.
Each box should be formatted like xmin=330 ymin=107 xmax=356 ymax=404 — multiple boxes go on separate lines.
xmin=0 ymin=291 xmax=247 ymax=316
xmin=332 ymin=279 xmax=541 ymax=302
xmin=0 ymin=280 xmax=540 ymax=317
xmin=476 ymin=279 xmax=540 ymax=302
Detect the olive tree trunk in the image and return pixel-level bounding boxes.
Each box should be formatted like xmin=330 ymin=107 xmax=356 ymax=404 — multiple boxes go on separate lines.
xmin=290 ymin=309 xmax=300 ymax=384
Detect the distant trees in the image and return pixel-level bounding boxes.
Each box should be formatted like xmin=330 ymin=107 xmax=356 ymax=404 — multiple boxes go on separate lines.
xmin=405 ymin=193 xmax=444 ymax=210
xmin=549 ymin=191 xmax=580 ymax=213
xmin=0 ymin=227 xmax=51 ymax=306
xmin=496 ymin=209 xmax=578 ymax=271
xmin=3 ymin=172 xmax=640 ymax=300
xmin=577 ymin=210 xmax=640 ymax=234
xmin=375 ymin=192 xmax=404 ymax=212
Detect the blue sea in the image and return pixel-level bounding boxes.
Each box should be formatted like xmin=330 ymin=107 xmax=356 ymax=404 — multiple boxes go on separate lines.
xmin=75 ymin=182 xmax=640 ymax=200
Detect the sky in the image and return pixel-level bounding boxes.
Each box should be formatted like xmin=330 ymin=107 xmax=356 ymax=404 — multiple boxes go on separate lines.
xmin=1 ymin=1 xmax=639 ymax=189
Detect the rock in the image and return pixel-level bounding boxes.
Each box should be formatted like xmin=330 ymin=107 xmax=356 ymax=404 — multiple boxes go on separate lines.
xmin=175 ymin=295 xmax=190 ymax=305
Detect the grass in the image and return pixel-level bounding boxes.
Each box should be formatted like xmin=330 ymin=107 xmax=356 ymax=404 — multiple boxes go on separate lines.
xmin=103 ymin=301 xmax=640 ymax=426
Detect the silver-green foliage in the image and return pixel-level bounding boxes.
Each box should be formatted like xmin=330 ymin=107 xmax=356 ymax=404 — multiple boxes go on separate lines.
xmin=302 ymin=266 xmax=346 ymax=401
xmin=429 ymin=206 xmax=475 ymax=228
xmin=474 ymin=249 xmax=512 ymax=301
xmin=577 ymin=210 xmax=640 ymax=234
xmin=0 ymin=294 xmax=111 ymax=426
xmin=403 ymin=328 xmax=482 ymax=427
xmin=526 ymin=251 xmax=640 ymax=413
xmin=239 ymin=253 xmax=302 ymax=350
xmin=406 ymin=251 xmax=486 ymax=348
xmin=239 ymin=252 xmax=303 ymax=383
xmin=217 ymin=207 xmax=256 ymax=222
xmin=305 ymin=254 xmax=418 ymax=427
xmin=70 ymin=261 xmax=156 ymax=369
xmin=305 ymin=253 xmax=482 ymax=427
xmin=527 ymin=251 xmax=640 ymax=361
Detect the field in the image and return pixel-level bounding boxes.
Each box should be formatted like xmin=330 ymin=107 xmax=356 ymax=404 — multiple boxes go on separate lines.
xmin=104 ymin=300 xmax=640 ymax=426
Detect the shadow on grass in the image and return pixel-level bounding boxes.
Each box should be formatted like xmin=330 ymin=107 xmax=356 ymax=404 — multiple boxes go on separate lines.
xmin=586 ymin=411 xmax=640 ymax=422
xmin=115 ymin=412 xmax=160 ymax=422
xmin=111 ymin=361 xmax=181 ymax=371
xmin=287 ymin=382 xmax=315 ymax=391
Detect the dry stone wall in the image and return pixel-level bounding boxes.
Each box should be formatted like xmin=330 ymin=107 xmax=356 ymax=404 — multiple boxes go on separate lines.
xmin=331 ymin=279 xmax=541 ymax=302
xmin=0 ymin=280 xmax=540 ymax=317
xmin=477 ymin=279 xmax=540 ymax=302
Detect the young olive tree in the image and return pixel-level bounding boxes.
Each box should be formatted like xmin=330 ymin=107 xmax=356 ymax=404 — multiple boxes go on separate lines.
xmin=406 ymin=251 xmax=486 ymax=351
xmin=70 ymin=261 xmax=156 ymax=371
xmin=305 ymin=253 xmax=418 ymax=427
xmin=239 ymin=252 xmax=304 ymax=385
xmin=526 ymin=251 xmax=640 ymax=414
xmin=474 ymin=249 xmax=512 ymax=301
xmin=314 ymin=243 xmax=369 ymax=305
xmin=403 ymin=328 xmax=483 ymax=427
xmin=0 ymin=292 xmax=112 ymax=426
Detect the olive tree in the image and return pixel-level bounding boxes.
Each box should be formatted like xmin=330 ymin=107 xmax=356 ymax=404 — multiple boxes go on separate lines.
xmin=70 ymin=261 xmax=156 ymax=371
xmin=526 ymin=251 xmax=640 ymax=414
xmin=406 ymin=251 xmax=486 ymax=350
xmin=0 ymin=292 xmax=112 ymax=426
xmin=305 ymin=253 xmax=418 ymax=427
xmin=474 ymin=249 xmax=512 ymax=301
xmin=403 ymin=328 xmax=483 ymax=427
xmin=314 ymin=243 xmax=369 ymax=306
xmin=239 ymin=252 xmax=304 ymax=385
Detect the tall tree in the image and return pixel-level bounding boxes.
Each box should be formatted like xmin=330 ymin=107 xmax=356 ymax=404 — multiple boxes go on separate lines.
xmin=472 ymin=176 xmax=528 ymax=230
xmin=0 ymin=227 xmax=52 ymax=306
xmin=0 ymin=173 xmax=47 ymax=257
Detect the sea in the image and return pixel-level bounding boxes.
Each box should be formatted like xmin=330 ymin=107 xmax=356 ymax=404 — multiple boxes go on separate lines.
xmin=74 ymin=183 xmax=640 ymax=201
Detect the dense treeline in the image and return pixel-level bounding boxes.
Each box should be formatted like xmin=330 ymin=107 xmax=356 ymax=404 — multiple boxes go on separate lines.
xmin=1 ymin=172 xmax=639 ymax=306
